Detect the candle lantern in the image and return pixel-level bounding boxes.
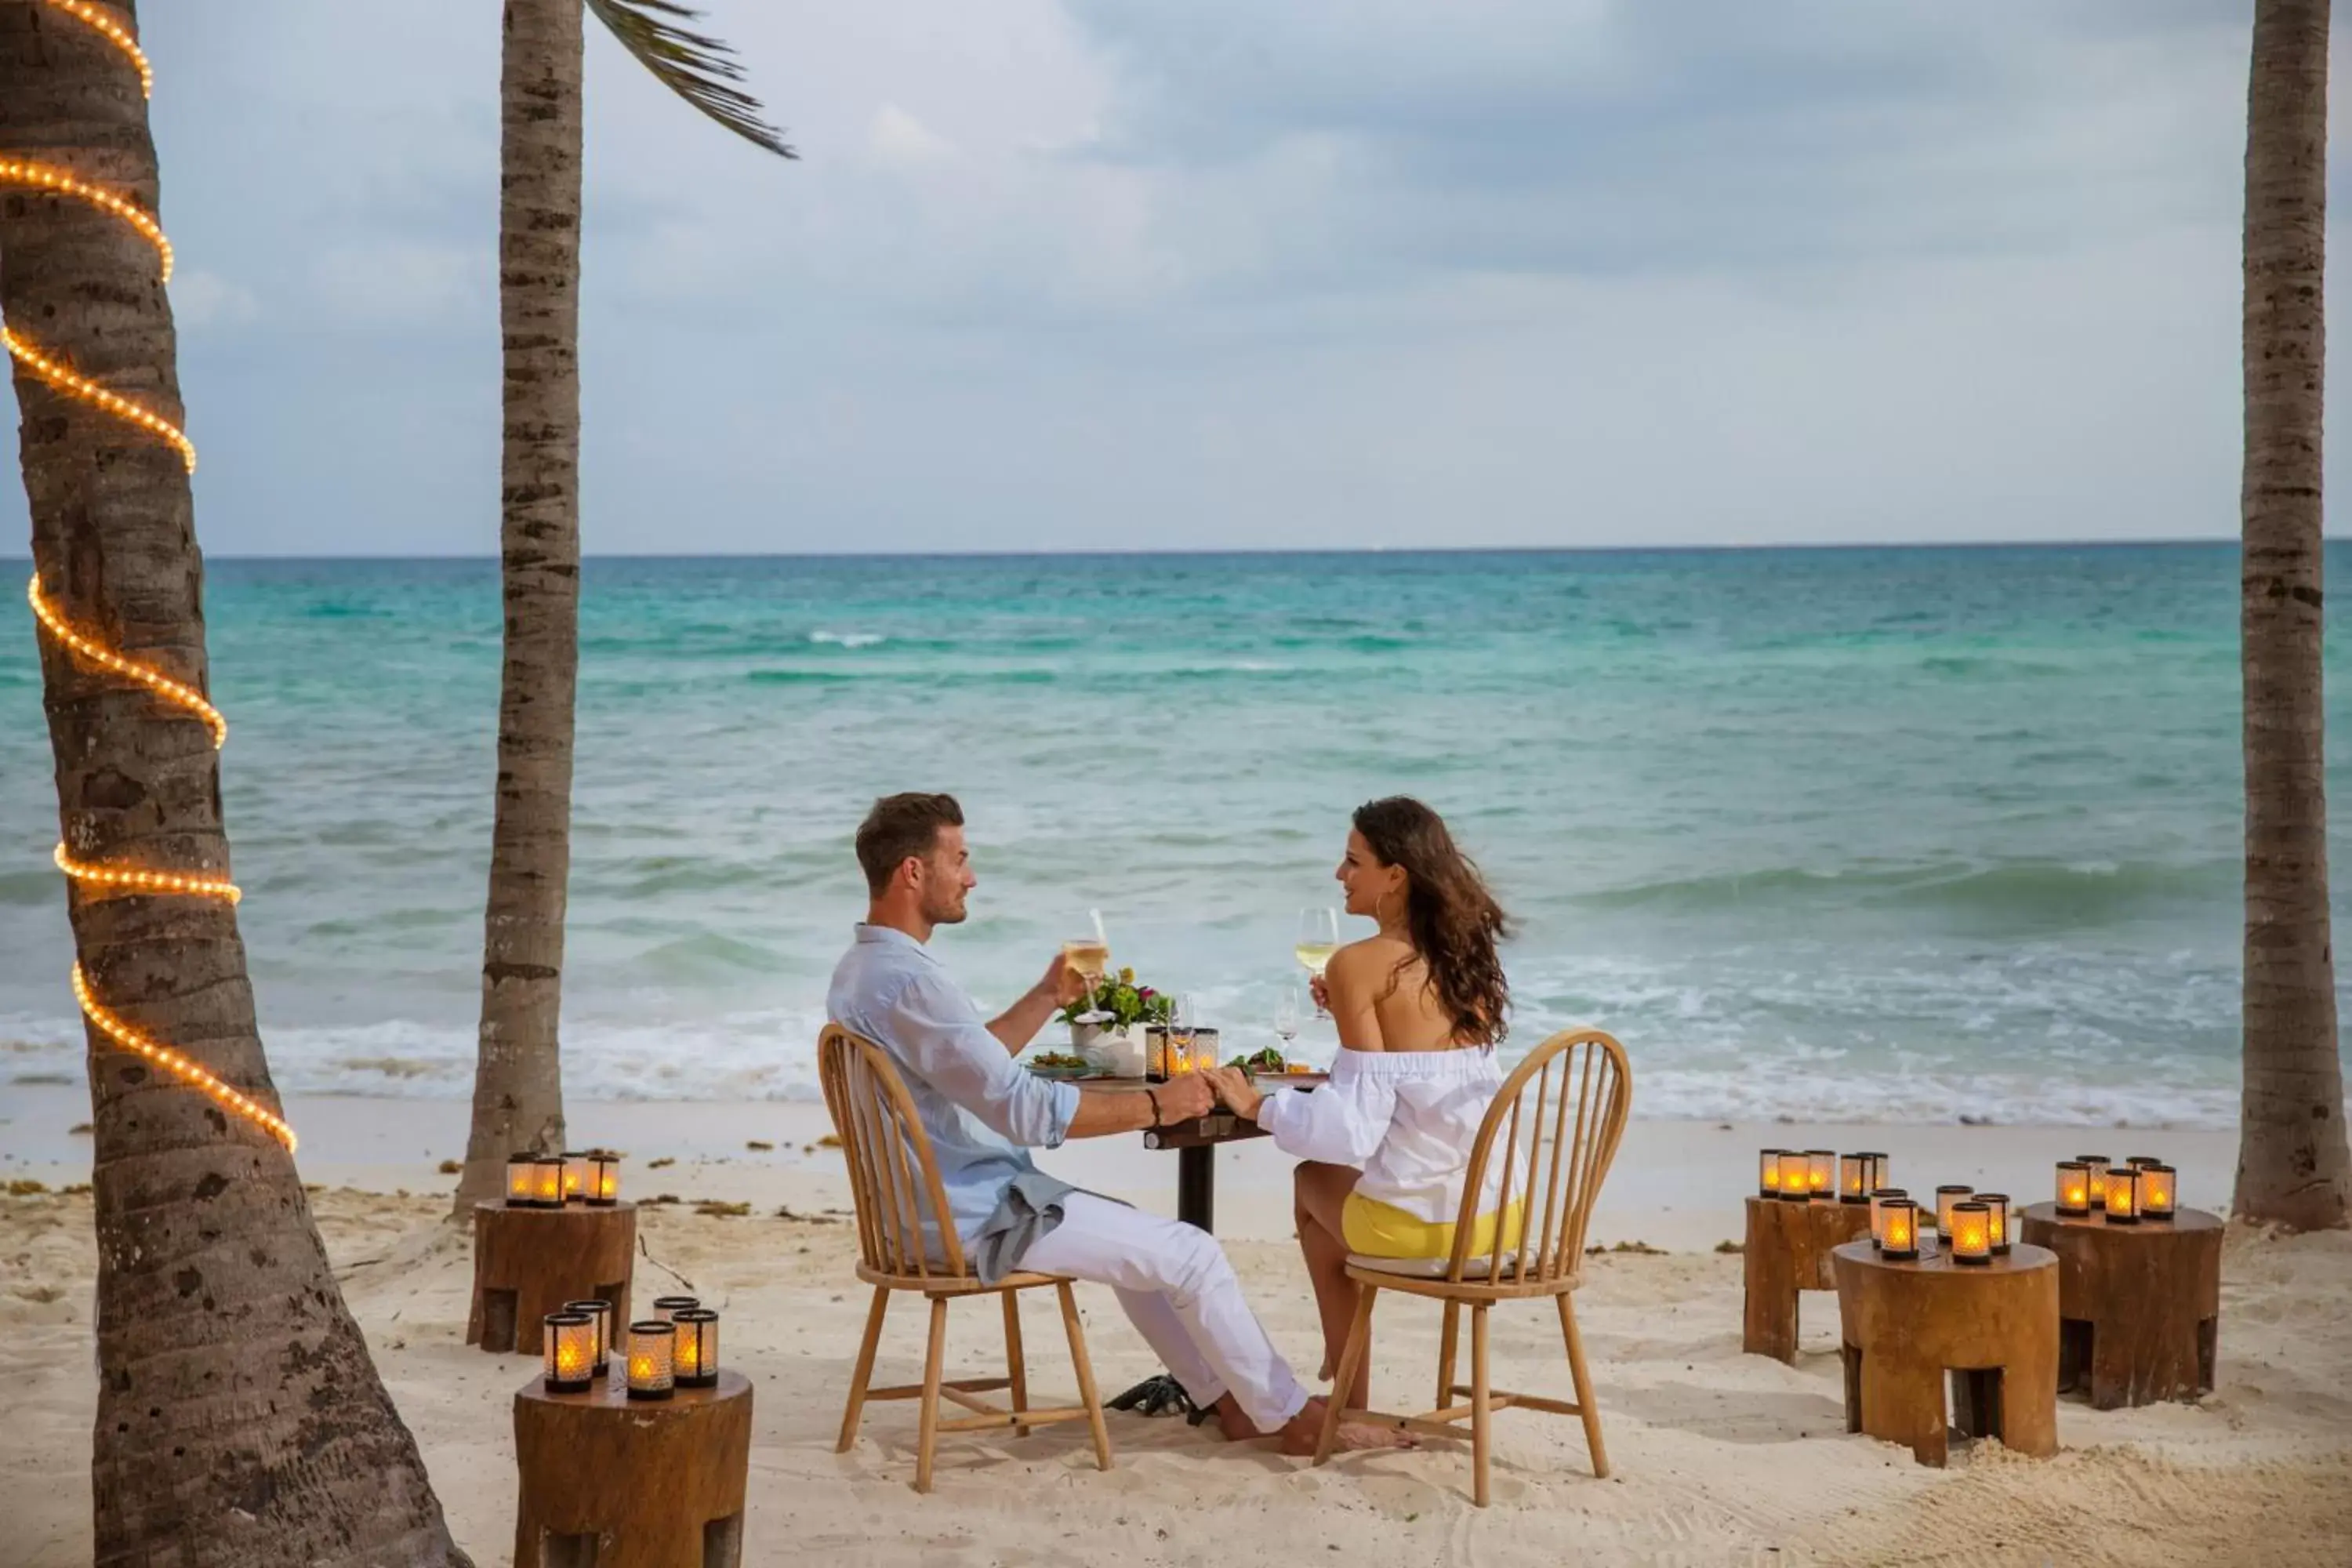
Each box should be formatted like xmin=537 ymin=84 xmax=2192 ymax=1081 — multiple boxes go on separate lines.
xmin=2103 ymin=1165 xmax=2142 ymax=1225
xmin=1759 ymin=1148 xmax=1789 ymax=1199
xmin=1775 ymin=1151 xmax=1811 ymax=1200
xmin=505 ymin=1152 xmax=538 ymax=1206
xmin=652 ymin=1294 xmax=700 ymax=1323
xmin=1933 ymin=1185 xmax=1974 ymax=1236
xmin=2076 ymin=1154 xmax=2111 ymax=1209
xmin=626 ymin=1320 xmax=676 ymax=1401
xmin=586 ymin=1150 xmax=620 ymax=1207
xmin=1838 ymin=1153 xmax=1871 ymax=1204
xmin=2056 ymin=1160 xmax=2092 ymax=1216
xmin=1145 ymin=1024 xmax=1171 ymax=1082
xmin=673 ymin=1307 xmax=720 ymax=1388
xmin=1868 ymin=1187 xmax=1908 ymax=1250
xmin=1947 ymin=1202 xmax=1992 ymax=1265
xmin=561 ymin=1150 xmax=590 ymax=1203
xmin=1976 ymin=1192 xmax=2011 ymax=1255
xmin=2125 ymin=1155 xmax=2163 ymax=1171
xmin=1805 ymin=1150 xmax=1837 ymax=1199
xmin=1879 ymin=1198 xmax=1920 ymax=1261
xmin=543 ymin=1311 xmax=596 ymax=1393
xmin=2140 ymin=1163 xmax=2177 ymax=1219
xmin=1858 ymin=1152 xmax=1890 ymax=1193
xmin=563 ymin=1298 xmax=613 ymax=1377
xmin=530 ymin=1156 xmax=565 ymax=1209
xmin=1190 ymin=1027 xmax=1221 ymax=1076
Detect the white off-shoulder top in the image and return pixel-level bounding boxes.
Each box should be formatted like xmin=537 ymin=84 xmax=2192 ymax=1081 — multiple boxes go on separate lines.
xmin=1256 ymin=1046 xmax=1507 ymax=1225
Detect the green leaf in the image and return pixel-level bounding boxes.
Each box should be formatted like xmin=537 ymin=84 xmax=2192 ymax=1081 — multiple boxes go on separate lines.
xmin=586 ymin=0 xmax=797 ymax=158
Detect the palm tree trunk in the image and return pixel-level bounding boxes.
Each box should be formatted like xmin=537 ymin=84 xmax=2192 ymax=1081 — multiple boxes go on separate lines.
xmin=455 ymin=0 xmax=583 ymax=1214
xmin=0 ymin=4 xmax=470 ymax=1562
xmin=2239 ymin=0 xmax=2351 ymax=1231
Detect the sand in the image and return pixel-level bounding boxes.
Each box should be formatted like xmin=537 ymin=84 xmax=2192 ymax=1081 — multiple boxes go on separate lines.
xmin=3 ymin=1094 xmax=2349 ymax=1566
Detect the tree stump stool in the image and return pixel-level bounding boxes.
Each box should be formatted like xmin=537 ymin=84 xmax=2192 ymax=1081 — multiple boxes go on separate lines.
xmin=514 ymin=1369 xmax=752 ymax=1568
xmin=1831 ymin=1240 xmax=2058 ymax=1468
xmin=469 ymin=1200 xmax=637 ymax=1356
xmin=2016 ymin=1202 xmax=2222 ymax=1409
xmin=1742 ymin=1196 xmax=1872 ymax=1363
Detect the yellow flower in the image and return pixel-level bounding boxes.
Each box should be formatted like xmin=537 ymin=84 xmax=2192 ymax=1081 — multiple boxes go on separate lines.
xmin=1120 ymin=966 xmax=1135 ymax=983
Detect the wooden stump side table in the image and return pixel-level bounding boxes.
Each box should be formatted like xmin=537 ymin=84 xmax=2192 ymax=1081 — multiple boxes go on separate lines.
xmin=1831 ymin=1240 xmax=2058 ymax=1468
xmin=514 ymin=1369 xmax=753 ymax=1568
xmin=469 ymin=1199 xmax=637 ymax=1356
xmin=1741 ymin=1196 xmax=1871 ymax=1363
xmin=2016 ymin=1202 xmax=2222 ymax=1409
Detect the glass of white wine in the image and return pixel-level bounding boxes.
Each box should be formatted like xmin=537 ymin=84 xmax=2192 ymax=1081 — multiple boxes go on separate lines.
xmin=1064 ymin=913 xmax=1111 ymax=1022
xmin=1295 ymin=907 xmax=1339 ymax=1017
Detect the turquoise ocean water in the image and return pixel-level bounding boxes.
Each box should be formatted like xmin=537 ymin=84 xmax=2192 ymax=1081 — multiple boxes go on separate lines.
xmin=3 ymin=545 xmax=2347 ymax=1127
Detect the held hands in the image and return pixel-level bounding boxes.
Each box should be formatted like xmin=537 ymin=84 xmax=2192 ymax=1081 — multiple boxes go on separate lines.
xmin=1152 ymin=1071 xmax=1215 ymax=1123
xmin=1200 ymin=1064 xmax=1264 ymax=1121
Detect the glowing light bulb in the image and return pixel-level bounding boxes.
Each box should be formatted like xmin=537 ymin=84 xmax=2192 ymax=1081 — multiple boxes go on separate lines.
xmin=2 ymin=328 xmax=194 ymax=474
xmin=0 ymin=159 xmax=170 ymax=279
xmin=42 ymin=0 xmax=152 ymax=98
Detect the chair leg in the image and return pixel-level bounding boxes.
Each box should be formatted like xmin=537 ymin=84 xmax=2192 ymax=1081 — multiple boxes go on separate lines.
xmin=1314 ymin=1283 xmax=1378 ymax=1465
xmin=914 ymin=1296 xmax=949 ymax=1494
xmin=1436 ymin=1299 xmax=1461 ymax=1410
xmin=837 ymin=1286 xmax=891 ymax=1454
xmin=1055 ymin=1281 xmax=1113 ymax=1472
xmin=1557 ymin=1292 xmax=1610 ymax=1479
xmin=1471 ymin=1303 xmax=1493 ymax=1508
xmin=1003 ymin=1290 xmax=1031 ymax=1437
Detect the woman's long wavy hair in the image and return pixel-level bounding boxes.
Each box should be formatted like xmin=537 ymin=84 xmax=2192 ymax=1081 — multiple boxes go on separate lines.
xmin=1352 ymin=796 xmax=1512 ymax=1044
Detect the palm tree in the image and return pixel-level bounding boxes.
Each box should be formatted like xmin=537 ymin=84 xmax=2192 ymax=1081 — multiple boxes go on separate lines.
xmin=0 ymin=3 xmax=469 ymax=1562
xmin=2238 ymin=0 xmax=2350 ymax=1231
xmin=454 ymin=0 xmax=791 ymax=1214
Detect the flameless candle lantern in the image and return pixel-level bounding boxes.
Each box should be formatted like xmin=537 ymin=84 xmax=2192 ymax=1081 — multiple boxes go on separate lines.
xmin=1838 ymin=1153 xmax=1871 ymax=1204
xmin=1868 ymin=1187 xmax=1908 ymax=1249
xmin=2077 ymin=1154 xmax=2112 ymax=1209
xmin=1805 ymin=1150 xmax=1837 ymax=1199
xmin=673 ymin=1308 xmax=720 ymax=1388
xmin=652 ymin=1294 xmax=699 ymax=1323
xmin=2056 ymin=1160 xmax=2093 ymax=1215
xmin=1934 ymin=1185 xmax=1974 ymax=1237
xmin=1858 ymin=1152 xmax=1889 ymax=1193
xmin=543 ymin=1311 xmax=596 ymax=1393
xmin=1879 ymin=1199 xmax=1920 ymax=1261
xmin=530 ymin=1156 xmax=565 ymax=1209
xmin=626 ymin=1320 xmax=675 ymax=1401
xmin=563 ymin=1298 xmax=612 ymax=1377
xmin=1976 ymin=1193 xmax=2011 ymax=1255
xmin=1947 ymin=1202 xmax=1993 ymax=1265
xmin=2103 ymin=1165 xmax=2142 ymax=1225
xmin=2125 ymin=1155 xmax=2162 ymax=1171
xmin=2140 ymin=1163 xmax=2177 ymax=1219
xmin=561 ymin=1150 xmax=590 ymax=1202
xmin=1759 ymin=1149 xmax=1788 ymax=1198
xmin=1776 ymin=1151 xmax=1811 ymax=1200
xmin=586 ymin=1150 xmax=619 ymax=1207
xmin=505 ymin=1152 xmax=537 ymax=1206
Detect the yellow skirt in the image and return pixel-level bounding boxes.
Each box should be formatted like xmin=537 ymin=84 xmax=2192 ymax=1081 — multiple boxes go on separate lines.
xmin=1341 ymin=1192 xmax=1525 ymax=1261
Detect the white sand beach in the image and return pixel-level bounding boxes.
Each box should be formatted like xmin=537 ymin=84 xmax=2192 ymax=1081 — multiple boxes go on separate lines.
xmin=4 ymin=1088 xmax=2349 ymax=1566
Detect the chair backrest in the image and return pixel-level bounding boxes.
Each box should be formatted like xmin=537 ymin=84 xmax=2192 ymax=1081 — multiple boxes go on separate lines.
xmin=1444 ymin=1028 xmax=1632 ymax=1287
xmin=818 ymin=1023 xmax=967 ymax=1280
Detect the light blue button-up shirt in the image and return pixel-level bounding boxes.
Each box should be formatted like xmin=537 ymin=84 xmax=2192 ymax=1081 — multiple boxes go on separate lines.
xmin=827 ymin=924 xmax=1082 ymax=1250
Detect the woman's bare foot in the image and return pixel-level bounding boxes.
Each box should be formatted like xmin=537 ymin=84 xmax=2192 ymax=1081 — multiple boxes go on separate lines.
xmin=1279 ymin=1398 xmax=1416 ymax=1457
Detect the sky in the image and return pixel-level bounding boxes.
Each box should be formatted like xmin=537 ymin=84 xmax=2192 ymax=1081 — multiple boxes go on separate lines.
xmin=0 ymin=0 xmax=2321 ymax=555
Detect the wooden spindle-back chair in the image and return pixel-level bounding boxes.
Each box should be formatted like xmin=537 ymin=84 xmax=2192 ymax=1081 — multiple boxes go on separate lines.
xmin=818 ymin=1024 xmax=1113 ymax=1492
xmin=1314 ymin=1027 xmax=1632 ymax=1504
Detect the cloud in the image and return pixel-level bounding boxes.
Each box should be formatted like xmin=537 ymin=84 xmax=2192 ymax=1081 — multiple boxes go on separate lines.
xmin=172 ymin=270 xmax=261 ymax=330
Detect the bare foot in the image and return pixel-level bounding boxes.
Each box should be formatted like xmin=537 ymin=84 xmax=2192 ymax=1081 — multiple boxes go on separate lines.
xmin=1279 ymin=1398 xmax=1416 ymax=1457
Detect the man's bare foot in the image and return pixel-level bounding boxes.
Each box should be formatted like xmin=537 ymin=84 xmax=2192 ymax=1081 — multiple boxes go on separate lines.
xmin=1212 ymin=1396 xmax=1261 ymax=1443
xmin=1279 ymin=1398 xmax=1416 ymax=1457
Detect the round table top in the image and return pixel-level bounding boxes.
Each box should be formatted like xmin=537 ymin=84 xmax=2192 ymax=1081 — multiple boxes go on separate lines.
xmin=1832 ymin=1239 xmax=2056 ymax=1278
xmin=516 ymin=1367 xmax=750 ymax=1414
xmin=475 ymin=1197 xmax=637 ymax=1216
xmin=2017 ymin=1201 xmax=2221 ymax=1236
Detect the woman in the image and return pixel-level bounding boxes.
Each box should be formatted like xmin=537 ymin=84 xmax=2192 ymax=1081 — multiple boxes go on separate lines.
xmin=1204 ymin=796 xmax=1515 ymax=1408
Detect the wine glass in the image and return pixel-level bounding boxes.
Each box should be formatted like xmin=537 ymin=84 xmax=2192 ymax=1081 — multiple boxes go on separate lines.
xmin=1273 ymin=986 xmax=1300 ymax=1059
xmin=1064 ymin=913 xmax=1111 ymax=1022
xmin=1167 ymin=993 xmax=1197 ymax=1073
xmin=1295 ymin=907 xmax=1339 ymax=1017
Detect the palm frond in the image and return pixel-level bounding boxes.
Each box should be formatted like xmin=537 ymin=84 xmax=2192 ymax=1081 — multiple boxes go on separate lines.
xmin=586 ymin=0 xmax=797 ymax=158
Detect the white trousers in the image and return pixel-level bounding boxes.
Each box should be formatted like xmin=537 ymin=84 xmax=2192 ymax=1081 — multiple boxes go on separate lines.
xmin=1019 ymin=1191 xmax=1310 ymax=1432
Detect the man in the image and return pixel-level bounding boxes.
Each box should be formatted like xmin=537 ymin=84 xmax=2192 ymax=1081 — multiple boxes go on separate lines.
xmin=826 ymin=792 xmax=1403 ymax=1455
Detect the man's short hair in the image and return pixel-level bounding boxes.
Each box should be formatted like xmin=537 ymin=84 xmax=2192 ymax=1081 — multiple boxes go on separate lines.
xmin=855 ymin=792 xmax=964 ymax=895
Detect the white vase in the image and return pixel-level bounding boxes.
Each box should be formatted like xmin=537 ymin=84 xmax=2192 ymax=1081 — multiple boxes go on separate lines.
xmin=1070 ymin=1021 xmax=1145 ymax=1078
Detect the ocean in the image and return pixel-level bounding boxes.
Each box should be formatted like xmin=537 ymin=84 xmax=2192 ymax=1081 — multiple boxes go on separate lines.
xmin=3 ymin=545 xmax=2347 ymax=1129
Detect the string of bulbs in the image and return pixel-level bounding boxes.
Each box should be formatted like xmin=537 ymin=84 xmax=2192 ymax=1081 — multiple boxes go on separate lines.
xmin=9 ymin=0 xmax=296 ymax=1153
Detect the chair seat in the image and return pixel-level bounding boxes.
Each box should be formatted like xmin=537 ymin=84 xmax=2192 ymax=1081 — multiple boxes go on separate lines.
xmin=1346 ymin=1250 xmax=1520 ymax=1280
xmin=856 ymin=1261 xmax=1069 ymax=1295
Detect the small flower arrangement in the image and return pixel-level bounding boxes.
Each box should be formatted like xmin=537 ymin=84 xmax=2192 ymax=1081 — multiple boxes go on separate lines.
xmin=1058 ymin=967 xmax=1174 ymax=1032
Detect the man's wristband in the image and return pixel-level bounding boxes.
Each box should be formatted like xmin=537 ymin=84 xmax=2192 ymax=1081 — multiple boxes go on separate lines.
xmin=1145 ymin=1086 xmax=1164 ymax=1128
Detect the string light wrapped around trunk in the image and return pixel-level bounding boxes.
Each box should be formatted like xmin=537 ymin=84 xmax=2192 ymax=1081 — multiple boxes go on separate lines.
xmin=13 ymin=2 xmax=296 ymax=1156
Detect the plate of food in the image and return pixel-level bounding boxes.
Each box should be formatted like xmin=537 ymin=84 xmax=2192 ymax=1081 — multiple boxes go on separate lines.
xmin=1229 ymin=1046 xmax=1328 ymax=1087
xmin=1026 ymin=1050 xmax=1109 ymax=1081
